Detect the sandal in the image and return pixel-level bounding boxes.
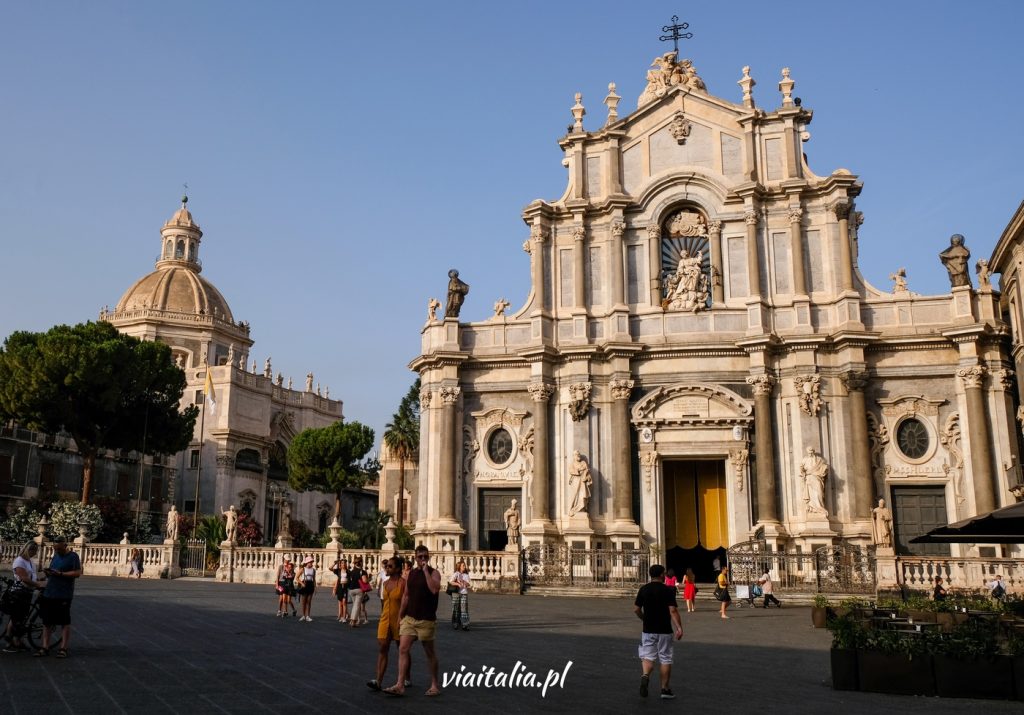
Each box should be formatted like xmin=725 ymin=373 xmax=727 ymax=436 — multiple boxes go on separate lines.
xmin=382 ymin=686 xmax=404 ymax=697
xmin=56 ymin=648 xmax=68 ymax=658
xmin=33 ymin=647 xmax=49 ymax=657
xmin=425 ymin=687 xmax=441 ymax=697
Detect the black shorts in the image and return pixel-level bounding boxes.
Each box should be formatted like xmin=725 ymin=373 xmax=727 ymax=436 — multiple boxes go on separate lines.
xmin=39 ymin=596 xmax=73 ymax=626
xmin=335 ymin=588 xmax=348 ymax=602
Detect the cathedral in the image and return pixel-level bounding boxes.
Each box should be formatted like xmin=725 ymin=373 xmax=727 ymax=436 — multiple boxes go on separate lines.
xmin=410 ymin=48 xmax=1024 ymax=574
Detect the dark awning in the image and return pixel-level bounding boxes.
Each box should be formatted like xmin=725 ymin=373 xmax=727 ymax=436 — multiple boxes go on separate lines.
xmin=910 ymin=500 xmax=1024 ymax=544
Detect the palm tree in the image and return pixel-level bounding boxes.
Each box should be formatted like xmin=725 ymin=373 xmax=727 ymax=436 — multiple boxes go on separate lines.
xmin=383 ymin=379 xmax=420 ymax=526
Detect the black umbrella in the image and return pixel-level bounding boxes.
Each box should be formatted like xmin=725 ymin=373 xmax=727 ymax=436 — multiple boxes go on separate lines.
xmin=910 ymin=500 xmax=1024 ymax=544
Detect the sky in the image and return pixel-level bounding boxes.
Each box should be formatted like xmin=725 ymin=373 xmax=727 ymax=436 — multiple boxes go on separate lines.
xmin=2 ymin=2 xmax=1024 ymax=446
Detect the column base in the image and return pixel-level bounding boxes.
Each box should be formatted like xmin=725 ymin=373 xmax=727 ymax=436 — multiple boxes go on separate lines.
xmin=416 ymin=519 xmax=466 ymax=552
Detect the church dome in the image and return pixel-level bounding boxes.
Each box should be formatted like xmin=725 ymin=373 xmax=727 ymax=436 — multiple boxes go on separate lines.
xmin=115 ymin=265 xmax=235 ymax=321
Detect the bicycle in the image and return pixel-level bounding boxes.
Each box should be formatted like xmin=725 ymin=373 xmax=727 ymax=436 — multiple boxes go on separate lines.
xmin=0 ymin=575 xmax=44 ymax=651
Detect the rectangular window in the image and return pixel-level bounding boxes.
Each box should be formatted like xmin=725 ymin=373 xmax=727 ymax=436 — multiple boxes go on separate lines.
xmin=626 ymin=244 xmax=643 ymax=304
xmin=587 ymin=246 xmax=603 ymax=307
xmin=39 ymin=462 xmax=57 ymax=493
xmin=194 ymin=390 xmax=204 ymax=405
xmin=189 ymin=449 xmax=200 ymax=469
xmin=559 ymin=249 xmax=574 ymax=308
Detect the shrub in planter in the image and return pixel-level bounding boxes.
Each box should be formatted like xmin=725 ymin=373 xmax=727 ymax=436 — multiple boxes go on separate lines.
xmin=811 ymin=594 xmax=829 ymax=628
xmin=828 ymin=614 xmax=865 ymax=691
xmin=857 ymin=627 xmax=935 ymax=696
xmin=930 ymin=620 xmax=1013 ymax=699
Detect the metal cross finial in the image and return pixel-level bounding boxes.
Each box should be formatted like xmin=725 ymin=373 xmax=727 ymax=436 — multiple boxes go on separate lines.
xmin=182 ymin=182 xmax=189 ymax=206
xmin=659 ymin=15 xmax=693 ymax=53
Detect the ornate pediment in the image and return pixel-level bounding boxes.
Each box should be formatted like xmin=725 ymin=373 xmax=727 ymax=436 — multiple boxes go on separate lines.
xmin=470 ymin=407 xmax=527 ymax=430
xmin=638 ymin=51 xmax=706 ymax=108
xmin=876 ymin=395 xmax=945 ymax=417
xmin=632 ymin=383 xmax=752 ymax=426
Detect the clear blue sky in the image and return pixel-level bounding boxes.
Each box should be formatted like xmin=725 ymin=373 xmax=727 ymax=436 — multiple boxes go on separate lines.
xmin=2 ymin=2 xmax=1023 ymax=446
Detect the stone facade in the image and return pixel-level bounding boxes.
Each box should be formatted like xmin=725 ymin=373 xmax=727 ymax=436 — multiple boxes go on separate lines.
xmin=410 ymin=52 xmax=1022 ymax=568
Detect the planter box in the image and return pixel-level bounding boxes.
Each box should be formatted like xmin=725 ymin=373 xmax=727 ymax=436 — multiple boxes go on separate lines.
xmin=933 ymin=654 xmax=1014 ymax=700
xmin=857 ymin=651 xmax=935 ymax=696
xmin=830 ymin=648 xmax=858 ymax=691
xmin=1014 ymin=656 xmax=1024 ymax=701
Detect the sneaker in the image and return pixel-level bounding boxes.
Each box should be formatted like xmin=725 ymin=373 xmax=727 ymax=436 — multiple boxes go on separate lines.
xmin=661 ymin=688 xmax=676 ymax=700
xmin=366 ymin=679 xmax=381 ymax=691
xmin=640 ymin=673 xmax=650 ymax=698
xmin=403 ymin=680 xmax=412 ymax=688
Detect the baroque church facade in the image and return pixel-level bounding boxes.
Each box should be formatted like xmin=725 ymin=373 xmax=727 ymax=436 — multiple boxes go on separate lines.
xmin=410 ymin=50 xmax=1023 ymax=571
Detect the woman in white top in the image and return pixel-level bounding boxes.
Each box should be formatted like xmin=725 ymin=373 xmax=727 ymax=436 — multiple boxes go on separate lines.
xmin=297 ymin=556 xmax=317 ymax=622
xmin=4 ymin=541 xmax=44 ymax=653
xmin=448 ymin=561 xmax=472 ymax=631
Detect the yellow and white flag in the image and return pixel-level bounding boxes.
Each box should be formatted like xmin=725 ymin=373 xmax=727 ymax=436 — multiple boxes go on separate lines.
xmin=204 ymin=367 xmax=217 ymax=415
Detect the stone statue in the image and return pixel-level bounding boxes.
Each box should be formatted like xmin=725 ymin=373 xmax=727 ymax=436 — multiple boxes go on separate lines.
xmin=939 ymin=234 xmax=972 ymax=288
xmin=638 ymin=51 xmax=706 ymax=106
xmin=663 ymin=250 xmax=709 ymax=312
xmin=567 ymin=450 xmax=593 ymax=516
xmin=493 ymin=297 xmax=511 ymax=318
xmin=222 ymin=505 xmax=238 ymax=543
xmin=427 ymin=297 xmax=441 ymax=321
xmin=279 ymin=501 xmax=291 ymax=537
xmin=889 ymin=267 xmax=908 ymax=293
xmin=872 ymin=498 xmax=893 ymax=548
xmin=503 ymin=499 xmax=521 ymax=548
xmin=227 ymin=343 xmax=235 ymax=367
xmin=264 ymin=357 xmax=273 ymax=378
xmin=976 ymin=259 xmax=992 ymax=290
xmin=275 ymin=372 xmax=283 ymax=387
xmin=165 ymin=505 xmax=179 ymax=541
xmin=305 ymin=373 xmax=314 ymax=392
xmin=799 ymin=447 xmax=829 ymax=517
xmin=445 ymin=269 xmax=470 ymax=318
xmin=174 ymin=354 xmax=184 ymax=368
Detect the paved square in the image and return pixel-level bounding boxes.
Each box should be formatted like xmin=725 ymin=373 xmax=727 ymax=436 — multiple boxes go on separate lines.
xmin=0 ymin=577 xmax=1019 ymax=713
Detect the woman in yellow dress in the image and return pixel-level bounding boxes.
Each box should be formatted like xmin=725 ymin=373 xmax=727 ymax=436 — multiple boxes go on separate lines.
xmin=367 ymin=557 xmax=406 ymax=691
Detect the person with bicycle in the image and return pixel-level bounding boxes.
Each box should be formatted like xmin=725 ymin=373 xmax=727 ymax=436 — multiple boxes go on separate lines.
xmin=37 ymin=536 xmax=82 ymax=658
xmin=3 ymin=541 xmax=45 ymax=654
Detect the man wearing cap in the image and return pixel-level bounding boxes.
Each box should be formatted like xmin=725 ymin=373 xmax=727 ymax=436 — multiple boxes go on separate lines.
xmin=384 ymin=544 xmax=442 ymax=697
xmin=38 ymin=536 xmax=83 ymax=658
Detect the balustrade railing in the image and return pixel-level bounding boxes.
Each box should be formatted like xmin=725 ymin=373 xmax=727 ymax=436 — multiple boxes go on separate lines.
xmin=0 ymin=540 xmax=179 ymax=578
xmin=897 ymin=556 xmax=1023 ymax=592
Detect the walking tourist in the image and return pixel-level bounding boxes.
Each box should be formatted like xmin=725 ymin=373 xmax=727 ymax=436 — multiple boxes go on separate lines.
xmin=757 ymin=567 xmax=781 ymax=608
xmin=448 ymin=560 xmax=471 ymax=631
xmin=716 ymin=565 xmax=732 ymax=619
xmin=383 ymin=544 xmax=442 ymax=697
xmin=3 ymin=541 xmax=43 ymax=654
xmin=348 ymin=557 xmax=367 ymax=627
xmin=275 ymin=555 xmax=297 ymax=617
xmin=681 ymin=568 xmax=697 ymax=613
xmin=37 ymin=536 xmax=82 ymax=658
xmin=128 ymin=548 xmax=144 ymax=578
xmin=330 ymin=558 xmax=349 ymax=622
xmin=988 ymin=574 xmax=1008 ymax=602
xmin=634 ymin=564 xmax=684 ymax=700
xmin=367 ymin=557 xmax=406 ymax=691
xmin=664 ymin=569 xmax=678 ymax=588
xmin=298 ymin=555 xmax=317 ymax=621
xmin=932 ymin=576 xmax=947 ymax=602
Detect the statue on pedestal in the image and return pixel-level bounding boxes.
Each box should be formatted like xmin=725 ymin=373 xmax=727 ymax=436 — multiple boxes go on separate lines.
xmin=939 ymin=234 xmax=971 ymax=288
xmin=503 ymin=499 xmax=521 ymax=549
xmin=799 ymin=447 xmax=829 ymax=517
xmin=165 ymin=505 xmax=179 ymax=541
xmin=568 ymin=451 xmax=593 ymax=516
xmin=222 ymin=505 xmax=238 ymax=543
xmin=444 ymin=269 xmax=470 ymax=318
xmin=872 ymin=498 xmax=894 ymax=549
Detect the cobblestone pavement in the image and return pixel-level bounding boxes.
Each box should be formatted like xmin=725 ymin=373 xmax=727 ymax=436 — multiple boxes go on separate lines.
xmin=0 ymin=577 xmax=1019 ymax=713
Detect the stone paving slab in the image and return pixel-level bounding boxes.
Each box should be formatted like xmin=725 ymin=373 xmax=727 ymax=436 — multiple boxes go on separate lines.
xmin=0 ymin=576 xmax=1019 ymax=713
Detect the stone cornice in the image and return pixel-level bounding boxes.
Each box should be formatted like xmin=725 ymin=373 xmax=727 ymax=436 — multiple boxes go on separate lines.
xmin=407 ymin=351 xmax=469 ymax=372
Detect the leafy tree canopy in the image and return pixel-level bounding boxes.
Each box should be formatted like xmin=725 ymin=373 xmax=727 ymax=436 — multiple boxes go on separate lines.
xmin=0 ymin=321 xmax=198 ymax=503
xmin=287 ymin=420 xmax=375 ymax=517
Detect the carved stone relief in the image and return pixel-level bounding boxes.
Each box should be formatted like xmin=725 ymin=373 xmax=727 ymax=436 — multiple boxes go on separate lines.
xmin=467 ymin=408 xmax=529 ymax=484
xmin=793 ymin=374 xmax=821 ymax=417
xmin=866 ymin=412 xmax=889 ymax=499
xmin=568 ymin=382 xmax=592 ymax=422
xmin=940 ymin=413 xmax=966 ymax=515
xmin=640 ymin=450 xmax=658 ymax=493
xmin=729 ymin=448 xmax=749 ymax=492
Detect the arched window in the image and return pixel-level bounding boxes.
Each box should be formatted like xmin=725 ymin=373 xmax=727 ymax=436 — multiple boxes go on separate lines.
xmin=175 ymin=239 xmax=185 ymax=259
xmin=235 ymin=449 xmax=263 ymax=472
xmin=163 ymin=240 xmax=172 ymax=259
xmin=188 ymin=241 xmax=196 ymax=261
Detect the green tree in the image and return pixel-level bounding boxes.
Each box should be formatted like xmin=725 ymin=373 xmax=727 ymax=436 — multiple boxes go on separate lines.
xmin=287 ymin=420 xmax=375 ymax=523
xmin=0 ymin=321 xmax=198 ymax=504
xmin=382 ymin=378 xmax=420 ymax=526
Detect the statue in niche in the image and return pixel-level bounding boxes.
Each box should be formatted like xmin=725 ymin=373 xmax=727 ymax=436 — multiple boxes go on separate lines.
xmin=503 ymin=499 xmax=521 ymax=548
xmin=663 ymin=250 xmax=709 ymax=312
xmin=444 ymin=269 xmax=470 ymax=318
xmin=427 ymin=297 xmax=441 ymax=321
xmin=165 ymin=505 xmax=179 ymax=541
xmin=872 ymin=498 xmax=893 ymax=548
xmin=567 ymin=450 xmax=593 ymax=516
xmin=799 ymin=447 xmax=829 ymax=517
xmin=939 ymin=234 xmax=972 ymax=288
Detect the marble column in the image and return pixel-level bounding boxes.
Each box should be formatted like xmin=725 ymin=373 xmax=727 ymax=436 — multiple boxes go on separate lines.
xmin=573 ymin=225 xmax=587 ymax=308
xmin=438 ymin=386 xmax=460 ymax=521
xmin=610 ymin=378 xmax=635 ymax=522
xmin=528 ymin=382 xmax=554 ymax=522
xmin=744 ymin=209 xmax=761 ymax=298
xmin=832 ymin=202 xmax=854 ymax=292
xmin=841 ymin=371 xmax=874 ymax=520
xmin=528 ymin=225 xmax=548 ymax=312
xmin=708 ymin=220 xmax=724 ymax=304
xmin=610 ymin=219 xmax=626 ymax=306
xmin=959 ymin=366 xmax=996 ymax=514
xmin=789 ymin=207 xmax=807 ymax=296
xmin=647 ymin=224 xmax=662 ymax=306
xmin=746 ymin=375 xmax=778 ymax=522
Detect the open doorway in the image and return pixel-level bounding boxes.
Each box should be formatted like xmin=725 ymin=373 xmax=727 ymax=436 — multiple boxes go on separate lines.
xmin=663 ymin=459 xmax=728 ymax=583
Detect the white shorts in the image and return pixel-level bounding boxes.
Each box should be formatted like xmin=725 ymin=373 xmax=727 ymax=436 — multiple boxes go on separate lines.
xmin=638 ymin=633 xmax=674 ymax=664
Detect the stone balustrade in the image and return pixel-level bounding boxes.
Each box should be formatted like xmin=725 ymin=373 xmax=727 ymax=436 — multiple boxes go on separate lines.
xmin=1 ymin=540 xmax=179 ymax=579
xmin=898 ymin=556 xmax=1023 ymax=592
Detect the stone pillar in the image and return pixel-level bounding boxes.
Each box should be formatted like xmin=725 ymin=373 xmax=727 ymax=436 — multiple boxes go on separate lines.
xmin=573 ymin=224 xmax=587 ymax=308
xmin=528 ymin=225 xmax=548 ymax=313
xmin=647 ymin=224 xmax=662 ymax=306
xmin=832 ymin=202 xmax=854 ymax=292
xmin=746 ymin=375 xmax=778 ymax=523
xmin=841 ymin=371 xmax=874 ymax=520
xmin=610 ymin=378 xmax=635 ymax=522
xmin=610 ymin=219 xmax=626 ymax=306
xmin=438 ymin=386 xmax=461 ymax=521
xmin=959 ymin=366 xmax=996 ymax=514
xmin=708 ymin=220 xmax=724 ymax=304
xmin=789 ymin=207 xmax=807 ymax=296
xmin=527 ymin=382 xmax=554 ymax=522
xmin=744 ymin=209 xmax=761 ymax=298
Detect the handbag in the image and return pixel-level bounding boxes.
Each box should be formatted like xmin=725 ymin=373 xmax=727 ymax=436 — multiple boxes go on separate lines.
xmin=713 ymin=585 xmax=726 ymax=601
xmin=446 ymin=582 xmax=460 ymax=596
xmin=359 ymin=580 xmax=372 ymax=593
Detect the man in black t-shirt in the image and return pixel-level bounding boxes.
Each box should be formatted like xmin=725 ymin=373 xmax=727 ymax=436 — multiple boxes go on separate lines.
xmin=634 ymin=564 xmax=683 ymax=700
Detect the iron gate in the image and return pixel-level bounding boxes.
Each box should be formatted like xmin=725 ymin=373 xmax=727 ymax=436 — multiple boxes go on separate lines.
xmin=814 ymin=542 xmax=876 ymax=594
xmin=727 ymin=539 xmax=876 ymax=594
xmin=181 ymin=538 xmax=207 ymax=577
xmin=520 ymin=544 xmax=649 ymax=591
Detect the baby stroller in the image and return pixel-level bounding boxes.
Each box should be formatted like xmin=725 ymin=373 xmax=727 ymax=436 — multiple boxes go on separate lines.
xmin=735 ymin=583 xmax=759 ymax=608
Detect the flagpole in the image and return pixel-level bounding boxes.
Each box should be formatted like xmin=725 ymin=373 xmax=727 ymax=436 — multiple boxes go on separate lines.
xmin=193 ymin=364 xmax=208 ymax=532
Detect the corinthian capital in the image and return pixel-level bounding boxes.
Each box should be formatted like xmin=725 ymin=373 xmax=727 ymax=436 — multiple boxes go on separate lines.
xmin=419 ymin=388 xmax=433 ymax=410
xmin=440 ymin=386 xmax=461 ymax=404
xmin=530 ymin=225 xmax=550 ymax=244
xmin=647 ymin=224 xmax=662 ymax=240
xmin=992 ymin=368 xmax=1015 ymax=390
xmin=831 ymin=201 xmax=850 ymax=220
xmin=610 ymin=378 xmax=635 ymax=400
xmin=708 ymin=219 xmax=722 ymax=235
xmin=744 ymin=210 xmax=759 ymax=226
xmin=957 ymin=366 xmax=987 ymax=390
xmin=611 ymin=219 xmax=626 ymax=238
xmin=840 ymin=370 xmax=869 ymax=392
xmin=788 ymin=207 xmax=804 ymax=223
xmin=528 ymin=382 xmax=554 ymax=402
xmin=572 ymin=226 xmax=586 ymax=242
xmin=746 ymin=374 xmax=775 ymax=396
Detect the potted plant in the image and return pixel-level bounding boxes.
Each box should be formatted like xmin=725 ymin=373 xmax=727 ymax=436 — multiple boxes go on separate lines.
xmin=931 ymin=619 xmax=1014 ymax=699
xmin=827 ymin=613 xmax=863 ymax=691
xmin=811 ymin=594 xmax=829 ymax=628
xmin=857 ymin=627 xmax=935 ymax=696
